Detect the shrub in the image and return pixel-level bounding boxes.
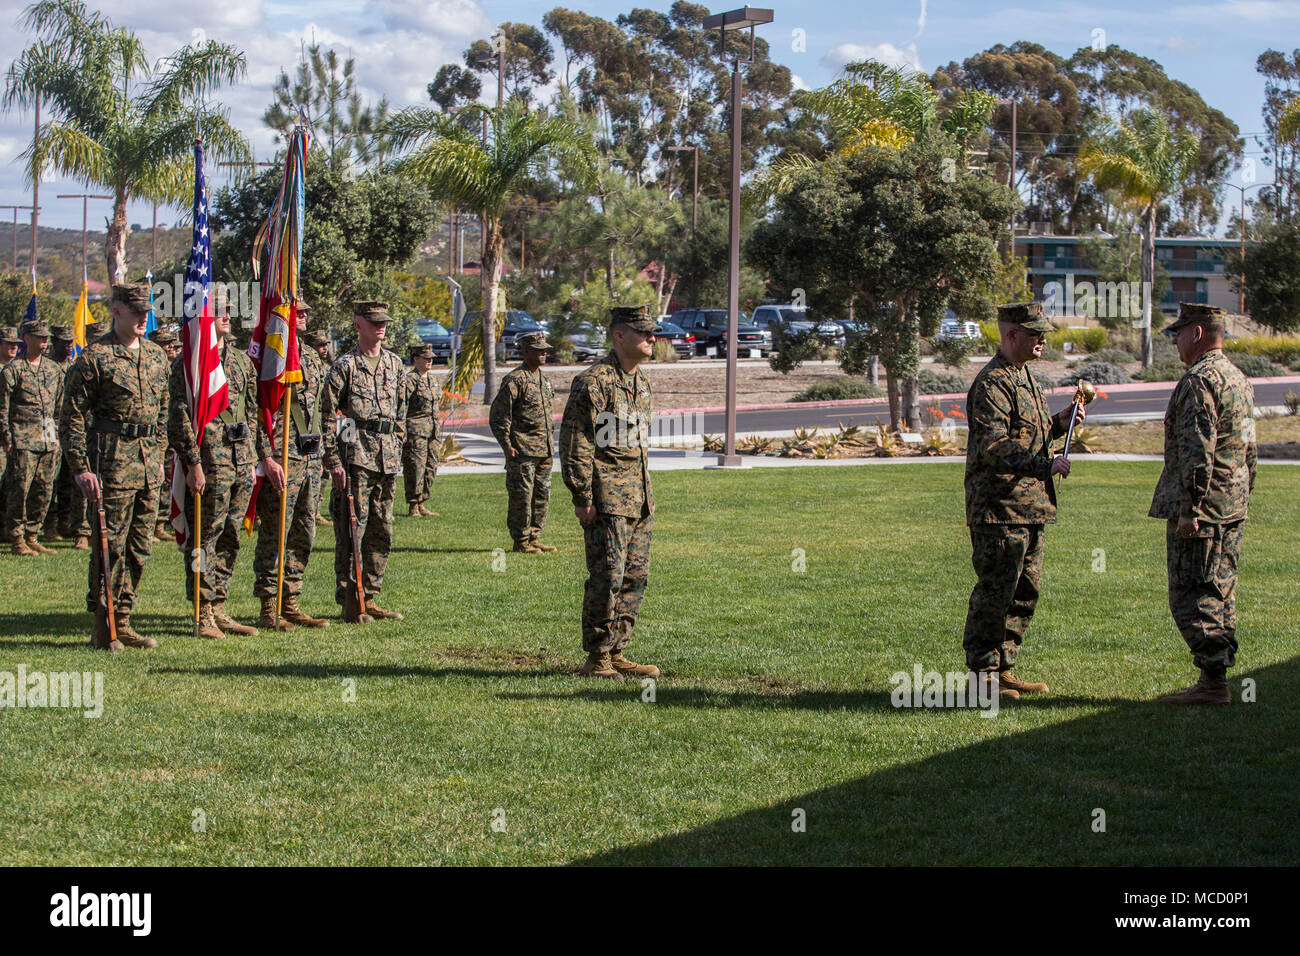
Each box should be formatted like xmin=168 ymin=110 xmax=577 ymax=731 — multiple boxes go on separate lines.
xmin=792 ymin=377 xmax=884 ymax=402
xmin=1038 ymin=344 xmax=1064 ymax=362
xmin=1091 ymin=347 xmax=1137 ymax=365
xmin=1135 ymin=360 xmax=1187 ymax=383
xmin=1225 ymin=335 xmax=1300 ymax=367
xmin=918 ymin=368 xmax=966 ymax=395
xmin=1032 ymin=369 xmax=1056 ymax=390
xmin=1047 ymin=327 xmax=1108 ymax=353
xmin=1284 ymin=391 xmax=1300 ymax=416
xmin=1228 ymin=353 xmax=1287 ymax=378
xmin=652 ymin=338 xmax=679 ymax=363
xmin=978 ymin=320 xmax=1000 ymax=352
xmin=1058 ymin=361 xmax=1131 ymax=386
xmin=933 ymin=335 xmax=977 ymax=369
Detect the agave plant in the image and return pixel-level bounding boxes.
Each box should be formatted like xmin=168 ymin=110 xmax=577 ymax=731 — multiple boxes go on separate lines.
xmin=874 ymin=420 xmax=900 ymax=457
xmin=920 ymin=428 xmax=956 ymax=456
xmin=834 ymin=422 xmax=870 ymax=448
xmin=1068 ymin=427 xmax=1099 ymax=455
xmin=793 ymin=426 xmax=820 ymax=444
xmin=438 ymin=434 xmax=467 ymax=463
xmin=701 ymin=434 xmax=724 ymax=453
xmin=737 ymin=434 xmax=775 ymax=455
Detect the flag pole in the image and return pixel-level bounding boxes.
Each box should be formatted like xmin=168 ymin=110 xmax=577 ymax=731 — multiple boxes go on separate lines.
xmin=193 ymin=491 xmax=202 ymax=634
xmin=274 ymin=386 xmax=291 ymax=625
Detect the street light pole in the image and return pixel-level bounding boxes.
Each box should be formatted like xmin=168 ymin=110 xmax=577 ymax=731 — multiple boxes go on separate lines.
xmin=702 ymin=7 xmax=773 ymax=468
xmin=30 ymin=95 xmax=40 ymax=277
xmin=56 ymin=193 xmax=112 ymax=284
xmin=0 ymin=205 xmax=36 ymax=271
xmin=1223 ymin=179 xmax=1272 ymax=314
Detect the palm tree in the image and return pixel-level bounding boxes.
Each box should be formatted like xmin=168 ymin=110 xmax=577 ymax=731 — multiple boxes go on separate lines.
xmin=3 ymin=0 xmax=251 ymax=283
xmin=387 ymin=100 xmax=596 ymax=403
xmin=1080 ymin=109 xmax=1198 ymax=366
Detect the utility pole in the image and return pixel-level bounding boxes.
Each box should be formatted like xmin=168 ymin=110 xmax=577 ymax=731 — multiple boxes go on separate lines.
xmin=0 ymin=204 xmax=36 ymax=271
xmin=56 ymin=193 xmax=113 ymax=284
xmin=30 ymin=95 xmax=40 ymax=277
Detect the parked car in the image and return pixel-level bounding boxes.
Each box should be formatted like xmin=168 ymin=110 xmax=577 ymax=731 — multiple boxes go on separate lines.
xmin=935 ymin=315 xmax=981 ymax=341
xmin=751 ymin=304 xmax=845 ymax=347
xmin=670 ymin=308 xmax=771 ymax=357
xmin=566 ymin=322 xmax=608 ymax=361
xmin=459 ymin=309 xmax=545 ymax=359
xmin=653 ymin=320 xmax=695 ymax=360
xmin=413 ymin=318 xmax=454 ymax=363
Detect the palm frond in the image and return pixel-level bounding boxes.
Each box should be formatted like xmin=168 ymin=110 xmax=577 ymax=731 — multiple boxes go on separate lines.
xmin=143 ymin=41 xmax=247 ymax=121
xmin=27 ymin=119 xmax=110 ymax=189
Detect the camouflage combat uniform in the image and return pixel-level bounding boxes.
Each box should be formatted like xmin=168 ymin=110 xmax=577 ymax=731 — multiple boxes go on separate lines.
xmin=168 ymin=337 xmax=258 ymax=602
xmin=1149 ymin=347 xmax=1257 ymax=673
xmin=59 ymin=324 xmax=170 ymax=622
xmin=0 ymin=327 xmax=18 ymax=534
xmin=253 ymin=338 xmax=328 ymax=599
xmin=402 ymin=365 xmax=442 ymax=509
xmin=490 ymin=363 xmax=555 ymax=545
xmin=322 ymin=343 xmax=407 ymax=603
xmin=963 ymin=347 xmax=1066 ymax=673
xmin=560 ymin=351 xmax=654 ymax=654
xmin=2 ymin=329 xmax=64 ymax=541
xmin=45 ymin=331 xmax=87 ymax=539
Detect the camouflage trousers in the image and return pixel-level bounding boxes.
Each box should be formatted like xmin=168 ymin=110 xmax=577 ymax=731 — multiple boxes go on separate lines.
xmin=963 ymin=523 xmax=1045 ymax=671
xmin=48 ymin=455 xmax=89 ymax=536
xmin=402 ymin=433 xmax=439 ymax=505
xmin=333 ymin=466 xmax=396 ymax=601
xmin=86 ymin=482 xmax=159 ymax=615
xmin=505 ymin=455 xmax=551 ymax=543
xmin=253 ymin=458 xmax=321 ymax=598
xmin=3 ymin=448 xmax=58 ymax=538
xmin=582 ymin=509 xmax=652 ymax=653
xmin=1166 ymin=519 xmax=1243 ymax=673
xmin=181 ymin=469 xmax=253 ymax=602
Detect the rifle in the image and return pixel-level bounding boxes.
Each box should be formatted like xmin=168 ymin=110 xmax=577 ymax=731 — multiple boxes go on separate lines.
xmin=91 ymin=436 xmax=118 ymax=650
xmin=346 ymin=474 xmax=367 ymax=618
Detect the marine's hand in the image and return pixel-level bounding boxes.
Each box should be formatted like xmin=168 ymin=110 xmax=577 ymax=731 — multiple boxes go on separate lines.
xmin=1177 ymin=516 xmax=1200 ymax=538
xmin=262 ymin=456 xmax=286 ymax=491
xmin=575 ymin=504 xmax=597 ymax=527
xmin=75 ymin=471 xmax=100 ymax=500
xmin=505 ymin=446 xmax=519 ymax=460
xmin=1050 ymin=455 xmax=1071 ymax=478
xmin=187 ymin=463 xmax=206 ymax=495
xmin=331 ymin=465 xmax=347 ymax=489
xmin=1057 ymin=404 xmax=1086 ymax=429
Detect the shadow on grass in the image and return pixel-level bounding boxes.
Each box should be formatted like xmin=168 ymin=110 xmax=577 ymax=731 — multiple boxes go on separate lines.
xmin=0 ymin=611 xmax=237 ymax=645
xmin=573 ymin=656 xmax=1300 ymax=866
xmin=496 ymin=687 xmax=1135 ymax=711
xmin=150 ymin=663 xmax=563 ymax=680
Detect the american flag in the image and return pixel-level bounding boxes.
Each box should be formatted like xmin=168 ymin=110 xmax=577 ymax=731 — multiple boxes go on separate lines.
xmin=169 ymin=136 xmax=230 ymax=551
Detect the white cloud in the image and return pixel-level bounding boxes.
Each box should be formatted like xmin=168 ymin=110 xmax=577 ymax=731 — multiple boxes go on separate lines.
xmin=791 ymin=73 xmax=811 ymax=92
xmin=821 ymin=42 xmax=924 ymax=75
xmin=362 ymin=0 xmax=491 ymax=37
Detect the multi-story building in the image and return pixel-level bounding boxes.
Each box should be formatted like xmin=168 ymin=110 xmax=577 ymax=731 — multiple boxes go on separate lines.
xmin=1014 ymin=229 xmax=1243 ymax=321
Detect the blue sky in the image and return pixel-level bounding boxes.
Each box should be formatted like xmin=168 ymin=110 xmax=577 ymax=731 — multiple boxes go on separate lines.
xmin=0 ymin=0 xmax=1286 ymax=237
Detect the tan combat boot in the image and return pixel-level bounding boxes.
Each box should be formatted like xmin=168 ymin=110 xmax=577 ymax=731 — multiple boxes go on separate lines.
xmin=26 ymin=534 xmax=55 ymax=555
xmin=115 ymin=615 xmax=158 ymax=649
xmin=998 ymin=670 xmax=1049 ymax=694
xmin=282 ymin=595 xmax=330 ymax=628
xmin=512 ymin=539 xmax=541 ymax=554
xmin=417 ymin=503 xmax=440 ymax=517
xmin=212 ymin=601 xmax=258 ymax=636
xmin=580 ymin=650 xmax=625 ymax=681
xmin=530 ymin=538 xmax=557 ymax=553
xmin=257 ymin=596 xmax=295 ymax=631
xmin=363 ymin=597 xmax=403 ymax=621
xmin=43 ymin=522 xmax=63 ymax=541
xmin=973 ymin=670 xmax=1019 ymax=700
xmin=11 ymin=533 xmax=37 ymax=556
xmin=195 ymin=602 xmax=225 ymax=639
xmin=407 ymin=503 xmax=420 ymax=517
xmin=1160 ymin=670 xmax=1231 ymax=706
xmin=316 ymin=512 xmax=332 ymax=527
xmin=74 ymin=535 xmax=90 ymax=550
xmin=609 ymin=651 xmax=659 ymax=679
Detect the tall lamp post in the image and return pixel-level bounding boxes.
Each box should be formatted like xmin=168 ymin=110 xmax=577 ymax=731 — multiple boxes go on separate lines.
xmin=702 ymin=6 xmax=773 ymax=468
xmin=0 ymin=204 xmax=36 ymax=271
xmin=56 ymin=192 xmax=112 ymax=284
xmin=1223 ymin=179 xmax=1273 ymax=315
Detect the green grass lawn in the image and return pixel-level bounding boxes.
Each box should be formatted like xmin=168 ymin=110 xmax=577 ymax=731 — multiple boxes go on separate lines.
xmin=2 ymin=461 xmax=1297 ymax=866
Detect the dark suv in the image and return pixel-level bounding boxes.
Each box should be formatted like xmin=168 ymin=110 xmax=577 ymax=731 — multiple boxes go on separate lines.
xmin=460 ymin=310 xmax=544 ymax=359
xmin=670 ymin=308 xmax=771 ymax=357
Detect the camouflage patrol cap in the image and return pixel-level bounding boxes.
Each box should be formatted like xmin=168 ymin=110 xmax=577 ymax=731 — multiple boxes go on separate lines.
xmin=1164 ymin=301 xmax=1227 ymax=335
xmin=149 ymin=326 xmax=179 ymax=346
xmin=20 ymin=318 xmax=50 ymax=338
xmin=410 ymin=343 xmax=434 ymax=359
xmin=609 ymin=304 xmax=661 ymax=333
xmin=301 ymin=329 xmax=330 ymax=348
xmin=0 ymin=326 xmax=19 ymax=344
xmin=111 ymin=282 xmax=153 ymax=314
xmin=353 ymin=300 xmax=391 ymax=322
xmin=996 ymin=301 xmax=1052 ymax=334
xmin=295 ymin=300 xmax=312 ymax=315
xmin=517 ymin=331 xmax=550 ymax=351
xmin=49 ymin=324 xmax=73 ymax=341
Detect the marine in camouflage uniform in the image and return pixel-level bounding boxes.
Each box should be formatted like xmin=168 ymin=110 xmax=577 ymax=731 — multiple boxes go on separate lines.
xmin=559 ymin=305 xmax=661 ymax=680
xmin=322 ymin=301 xmax=407 ymax=622
xmin=43 ymin=326 xmax=88 ymax=546
xmin=402 ymin=343 xmax=442 ymax=518
xmin=1150 ymin=303 xmax=1258 ymax=705
xmin=253 ymin=306 xmax=331 ymax=630
xmin=168 ymin=314 xmax=260 ymax=638
xmin=0 ymin=327 xmax=18 ymax=536
xmin=490 ymin=330 xmax=556 ymax=552
xmin=59 ymin=284 xmax=170 ymax=649
xmin=301 ymin=325 xmax=333 ymax=528
xmin=963 ymin=302 xmax=1078 ymax=698
xmin=1 ymin=319 xmax=63 ymax=556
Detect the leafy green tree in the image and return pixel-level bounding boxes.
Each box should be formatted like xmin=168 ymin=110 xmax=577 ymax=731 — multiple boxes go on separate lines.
xmin=1079 ymin=110 xmax=1198 ymax=365
xmin=387 ymin=100 xmax=597 ymax=403
xmin=428 ymin=64 xmax=482 ymax=112
xmin=1257 ymin=50 xmax=1300 ymax=218
xmin=750 ymin=142 xmax=1016 ymax=430
xmin=1231 ymin=219 xmax=1300 ymax=333
xmin=465 ymin=23 xmax=555 ymax=106
xmin=265 ymin=43 xmax=391 ymax=169
xmin=3 ymin=0 xmax=251 ymax=283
